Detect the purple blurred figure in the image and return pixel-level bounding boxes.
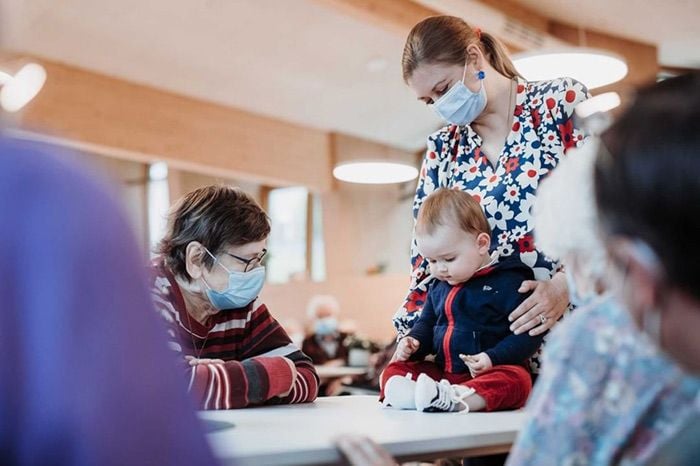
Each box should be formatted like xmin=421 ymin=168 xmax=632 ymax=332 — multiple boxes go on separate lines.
xmin=0 ymin=138 xmax=218 ymax=466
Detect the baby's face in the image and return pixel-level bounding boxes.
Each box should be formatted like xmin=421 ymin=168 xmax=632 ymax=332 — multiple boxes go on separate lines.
xmin=417 ymin=224 xmax=490 ymax=285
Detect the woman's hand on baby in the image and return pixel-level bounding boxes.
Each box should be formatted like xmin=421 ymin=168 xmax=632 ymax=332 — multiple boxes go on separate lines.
xmin=460 ymin=352 xmax=492 ymax=376
xmin=509 ymin=272 xmax=569 ymax=336
xmin=392 ymin=336 xmax=420 ymax=362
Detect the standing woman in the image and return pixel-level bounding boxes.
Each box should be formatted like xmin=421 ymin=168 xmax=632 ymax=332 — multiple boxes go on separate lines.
xmin=395 ymin=16 xmax=590 ymax=372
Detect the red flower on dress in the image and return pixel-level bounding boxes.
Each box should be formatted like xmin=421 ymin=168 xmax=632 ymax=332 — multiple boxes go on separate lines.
xmin=518 ymin=235 xmax=536 ymax=253
xmin=505 ymin=158 xmax=520 ymax=173
xmin=404 ymin=292 xmax=425 ymax=313
xmin=558 ymin=119 xmax=576 ymax=151
xmin=565 ymin=89 xmax=577 ymax=103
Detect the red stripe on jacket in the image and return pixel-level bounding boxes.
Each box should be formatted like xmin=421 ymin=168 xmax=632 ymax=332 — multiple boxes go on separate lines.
xmin=442 ymin=284 xmax=464 ymax=373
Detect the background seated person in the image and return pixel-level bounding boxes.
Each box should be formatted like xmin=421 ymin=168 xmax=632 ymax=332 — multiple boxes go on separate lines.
xmin=302 ymin=294 xmax=350 ymax=366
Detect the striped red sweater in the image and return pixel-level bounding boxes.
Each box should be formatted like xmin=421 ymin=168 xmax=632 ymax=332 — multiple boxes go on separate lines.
xmin=150 ymin=258 xmax=319 ymax=409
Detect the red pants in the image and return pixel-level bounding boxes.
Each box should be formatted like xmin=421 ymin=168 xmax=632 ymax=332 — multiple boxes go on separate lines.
xmin=380 ymin=360 xmax=532 ymax=411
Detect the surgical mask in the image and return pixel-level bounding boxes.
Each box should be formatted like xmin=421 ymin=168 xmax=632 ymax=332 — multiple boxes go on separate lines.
xmin=432 ymin=64 xmax=487 ymax=126
xmin=202 ymin=248 xmax=266 ymax=310
xmin=566 ymin=270 xmax=595 ymax=308
xmin=611 ymin=239 xmax=664 ymax=346
xmin=314 ymin=317 xmax=338 ymax=336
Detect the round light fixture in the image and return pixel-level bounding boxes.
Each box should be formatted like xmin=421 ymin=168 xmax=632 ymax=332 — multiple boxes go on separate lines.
xmin=333 ymin=161 xmax=418 ymax=184
xmin=513 ymin=48 xmax=628 ymax=89
xmin=0 ymin=63 xmax=47 ymax=112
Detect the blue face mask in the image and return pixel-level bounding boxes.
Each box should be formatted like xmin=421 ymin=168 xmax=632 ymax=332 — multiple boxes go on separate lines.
xmin=432 ymin=64 xmax=487 ymax=126
xmin=202 ymin=249 xmax=266 ymax=310
xmin=314 ymin=317 xmax=338 ymax=336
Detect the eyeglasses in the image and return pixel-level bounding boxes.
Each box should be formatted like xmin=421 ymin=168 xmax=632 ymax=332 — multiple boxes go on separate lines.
xmin=225 ymin=249 xmax=267 ymax=272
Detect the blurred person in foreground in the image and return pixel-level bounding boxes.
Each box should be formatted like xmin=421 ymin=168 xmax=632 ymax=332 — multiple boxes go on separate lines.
xmin=508 ymin=73 xmax=700 ymax=465
xmin=0 ymin=138 xmax=216 ymax=465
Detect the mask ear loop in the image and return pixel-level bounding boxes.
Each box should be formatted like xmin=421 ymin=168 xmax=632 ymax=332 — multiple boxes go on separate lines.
xmin=628 ymin=239 xmax=666 ymax=345
xmin=203 ymin=246 xmax=232 ymax=273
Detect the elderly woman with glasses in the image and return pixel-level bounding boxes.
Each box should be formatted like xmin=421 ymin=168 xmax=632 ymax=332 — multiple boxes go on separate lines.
xmin=150 ymin=185 xmax=319 ymax=410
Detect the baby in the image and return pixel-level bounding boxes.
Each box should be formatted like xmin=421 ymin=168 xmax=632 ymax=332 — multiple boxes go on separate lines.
xmin=381 ymin=189 xmax=544 ymax=412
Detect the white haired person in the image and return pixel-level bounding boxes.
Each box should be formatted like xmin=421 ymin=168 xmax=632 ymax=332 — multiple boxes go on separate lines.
xmin=302 ymin=295 xmax=349 ymax=366
xmin=507 ymin=73 xmax=700 ymax=465
xmin=302 ymin=295 xmax=353 ymax=396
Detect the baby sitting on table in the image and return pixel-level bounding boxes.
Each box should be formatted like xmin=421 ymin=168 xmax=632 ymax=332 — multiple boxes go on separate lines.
xmin=381 ymin=189 xmax=544 ymax=412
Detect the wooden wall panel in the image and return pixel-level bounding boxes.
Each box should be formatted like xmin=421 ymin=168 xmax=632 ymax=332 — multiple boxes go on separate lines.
xmin=16 ymin=58 xmax=333 ymax=191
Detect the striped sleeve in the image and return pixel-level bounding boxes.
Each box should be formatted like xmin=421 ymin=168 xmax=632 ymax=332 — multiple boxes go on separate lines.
xmin=149 ymin=265 xmax=318 ymax=409
xmin=188 ymin=302 xmax=319 ymax=409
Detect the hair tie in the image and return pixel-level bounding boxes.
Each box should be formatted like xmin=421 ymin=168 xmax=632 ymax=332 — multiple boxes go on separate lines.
xmin=474 ymin=27 xmax=482 ymax=40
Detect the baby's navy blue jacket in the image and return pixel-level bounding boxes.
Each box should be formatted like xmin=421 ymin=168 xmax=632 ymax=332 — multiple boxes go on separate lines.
xmin=408 ymin=257 xmax=545 ymax=373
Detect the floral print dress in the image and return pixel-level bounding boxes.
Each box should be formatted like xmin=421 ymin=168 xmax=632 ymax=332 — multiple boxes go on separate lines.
xmin=393 ymin=77 xmax=590 ymax=372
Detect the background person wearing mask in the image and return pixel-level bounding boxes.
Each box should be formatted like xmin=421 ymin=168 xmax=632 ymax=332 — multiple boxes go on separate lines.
xmin=150 ymin=185 xmax=319 ymax=409
xmin=394 ymin=16 xmax=591 ymax=376
xmin=507 ymin=73 xmax=700 ymax=465
xmin=302 ymin=295 xmax=350 ymax=366
xmin=0 ymin=139 xmax=216 ymax=466
xmin=302 ymin=295 xmax=353 ymax=396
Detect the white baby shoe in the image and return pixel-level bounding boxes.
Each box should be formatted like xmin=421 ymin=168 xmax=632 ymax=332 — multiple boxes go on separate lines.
xmin=383 ymin=373 xmax=417 ymax=410
xmin=414 ymin=373 xmax=475 ymax=413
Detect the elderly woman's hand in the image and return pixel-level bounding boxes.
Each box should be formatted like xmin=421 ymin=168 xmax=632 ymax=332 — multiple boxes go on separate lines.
xmin=508 ymin=273 xmax=569 ymax=336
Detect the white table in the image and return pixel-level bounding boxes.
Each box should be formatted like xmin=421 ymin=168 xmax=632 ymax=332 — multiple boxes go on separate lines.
xmin=199 ymin=395 xmax=526 ymax=465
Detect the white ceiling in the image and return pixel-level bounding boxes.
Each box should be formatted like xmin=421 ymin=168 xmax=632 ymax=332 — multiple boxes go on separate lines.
xmin=1 ymin=0 xmax=698 ymax=154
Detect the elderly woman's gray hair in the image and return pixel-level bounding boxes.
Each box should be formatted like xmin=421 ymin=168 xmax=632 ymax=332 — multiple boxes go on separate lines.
xmin=534 ymin=139 xmax=607 ymax=289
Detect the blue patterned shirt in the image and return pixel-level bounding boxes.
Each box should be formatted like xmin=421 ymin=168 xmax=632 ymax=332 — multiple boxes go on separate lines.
xmin=507 ymin=297 xmax=700 ymax=466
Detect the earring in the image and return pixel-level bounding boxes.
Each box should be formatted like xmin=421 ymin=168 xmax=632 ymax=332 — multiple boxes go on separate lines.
xmin=477 ymin=70 xmax=485 ymax=80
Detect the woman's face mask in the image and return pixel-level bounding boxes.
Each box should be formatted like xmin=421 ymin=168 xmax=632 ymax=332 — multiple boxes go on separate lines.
xmin=565 ymin=253 xmax=607 ymax=308
xmin=566 ymin=271 xmax=594 ymax=308
xmin=432 ymin=62 xmax=488 ymax=126
xmin=201 ymin=248 xmax=266 ymax=310
xmin=608 ymin=239 xmax=664 ymax=346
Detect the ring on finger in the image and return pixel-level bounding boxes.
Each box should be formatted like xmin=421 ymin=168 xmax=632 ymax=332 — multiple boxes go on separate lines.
xmin=539 ymin=313 xmax=548 ymax=324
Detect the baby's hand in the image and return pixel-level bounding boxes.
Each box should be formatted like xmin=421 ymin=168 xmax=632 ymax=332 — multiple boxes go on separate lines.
xmin=459 ymin=352 xmax=493 ymax=376
xmin=393 ymin=336 xmax=420 ymax=362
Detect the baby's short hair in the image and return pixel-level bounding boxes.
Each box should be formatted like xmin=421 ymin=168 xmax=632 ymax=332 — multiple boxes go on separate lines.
xmin=416 ymin=188 xmax=491 ymax=236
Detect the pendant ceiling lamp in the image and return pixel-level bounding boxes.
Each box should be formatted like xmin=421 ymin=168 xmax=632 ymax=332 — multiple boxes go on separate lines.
xmin=0 ymin=62 xmax=47 ymax=112
xmin=513 ymin=28 xmax=628 ymax=90
xmin=331 ymin=134 xmax=419 ymax=185
xmin=332 ymin=160 xmax=418 ymax=185
xmin=513 ymin=48 xmax=628 ymax=89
